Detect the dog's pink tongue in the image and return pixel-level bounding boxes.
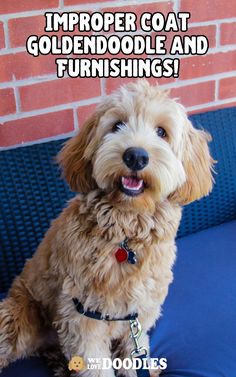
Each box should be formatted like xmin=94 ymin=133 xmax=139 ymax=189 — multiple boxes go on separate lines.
xmin=123 ymin=177 xmax=140 ymax=188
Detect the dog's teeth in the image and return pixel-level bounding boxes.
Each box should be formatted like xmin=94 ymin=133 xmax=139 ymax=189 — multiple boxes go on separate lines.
xmin=121 ymin=177 xmax=143 ymax=191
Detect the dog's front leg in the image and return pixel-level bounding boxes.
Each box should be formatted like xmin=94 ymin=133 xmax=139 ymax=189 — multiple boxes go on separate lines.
xmin=112 ymin=330 xmax=150 ymax=377
xmin=112 ymin=331 xmax=160 ymax=377
xmin=55 ymin=315 xmax=116 ymax=377
xmin=0 ymin=278 xmax=49 ymax=372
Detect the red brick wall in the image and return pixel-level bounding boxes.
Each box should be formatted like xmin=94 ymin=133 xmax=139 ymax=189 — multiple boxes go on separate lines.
xmin=0 ymin=0 xmax=236 ymax=148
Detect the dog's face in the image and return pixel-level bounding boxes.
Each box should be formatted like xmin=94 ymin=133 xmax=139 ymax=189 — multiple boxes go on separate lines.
xmin=59 ymin=81 xmax=214 ymax=212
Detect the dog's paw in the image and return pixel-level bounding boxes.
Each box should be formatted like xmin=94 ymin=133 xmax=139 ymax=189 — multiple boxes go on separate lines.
xmin=117 ymin=371 xmax=161 ymax=377
xmin=150 ymin=370 xmax=162 ymax=377
xmin=116 ymin=371 xmax=136 ymax=377
xmin=118 ymin=369 xmax=161 ymax=377
xmin=0 ymin=358 xmax=9 ymax=373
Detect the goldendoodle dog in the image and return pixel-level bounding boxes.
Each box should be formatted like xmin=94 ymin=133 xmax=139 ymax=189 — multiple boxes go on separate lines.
xmin=0 ymin=81 xmax=214 ymax=376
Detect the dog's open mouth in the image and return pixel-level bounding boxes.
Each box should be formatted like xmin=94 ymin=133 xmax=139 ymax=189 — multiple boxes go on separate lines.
xmin=119 ymin=176 xmax=144 ymax=196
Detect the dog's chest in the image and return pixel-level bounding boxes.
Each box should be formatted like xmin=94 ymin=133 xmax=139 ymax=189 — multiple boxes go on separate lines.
xmin=75 ymin=234 xmax=173 ymax=319
xmin=66 ymin=196 xmax=180 ymax=318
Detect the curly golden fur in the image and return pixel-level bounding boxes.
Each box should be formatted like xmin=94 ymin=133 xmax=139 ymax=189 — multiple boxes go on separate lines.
xmin=0 ymin=81 xmax=214 ymax=376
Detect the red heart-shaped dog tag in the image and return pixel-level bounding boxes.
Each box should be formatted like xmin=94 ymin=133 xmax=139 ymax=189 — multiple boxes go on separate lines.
xmin=115 ymin=247 xmax=128 ymax=263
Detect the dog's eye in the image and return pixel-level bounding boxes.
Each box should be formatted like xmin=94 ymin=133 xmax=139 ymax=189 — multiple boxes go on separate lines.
xmin=112 ymin=121 xmax=126 ymax=133
xmin=156 ymin=127 xmax=167 ymax=138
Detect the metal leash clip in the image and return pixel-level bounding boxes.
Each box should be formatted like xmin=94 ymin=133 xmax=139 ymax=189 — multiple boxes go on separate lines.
xmin=129 ymin=318 xmax=148 ymax=359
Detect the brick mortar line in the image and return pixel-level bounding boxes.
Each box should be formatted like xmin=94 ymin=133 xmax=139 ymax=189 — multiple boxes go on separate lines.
xmin=59 ymin=0 xmax=64 ymax=9
xmin=0 ymin=74 xmax=58 ymax=89
xmin=215 ymin=23 xmax=220 ymax=49
xmin=0 ymin=0 xmax=170 ymax=21
xmin=13 ymin=86 xmax=21 ymax=113
xmin=215 ymin=79 xmax=219 ymax=101
xmin=0 ymin=3 xmax=236 ymax=23
xmin=195 ymin=44 xmax=236 ymax=53
xmin=73 ymin=106 xmax=79 ymax=130
xmin=100 ymin=77 xmax=106 ymax=96
xmin=187 ymin=97 xmax=236 ymax=112
xmin=0 ymin=95 xmax=102 ymax=123
xmin=0 ymin=46 xmax=25 ymax=56
xmin=147 ymin=44 xmax=236 ymax=59
xmin=157 ymin=70 xmax=236 ymax=89
xmin=1 ymin=96 xmax=236 ymax=151
xmin=189 ymin=18 xmax=236 ymax=27
xmin=173 ymin=0 xmax=180 ymax=14
xmin=0 ymin=131 xmax=77 ymax=151
xmin=2 ymin=20 xmax=10 ymax=49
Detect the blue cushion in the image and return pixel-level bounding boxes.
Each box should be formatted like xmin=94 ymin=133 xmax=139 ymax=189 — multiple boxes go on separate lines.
xmin=1 ymin=221 xmax=235 ymax=376
xmin=1 ymin=358 xmax=52 ymax=377
xmin=150 ymin=220 xmax=236 ymax=377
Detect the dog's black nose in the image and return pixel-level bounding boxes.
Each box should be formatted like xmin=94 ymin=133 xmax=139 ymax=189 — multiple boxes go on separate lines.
xmin=123 ymin=147 xmax=149 ymax=171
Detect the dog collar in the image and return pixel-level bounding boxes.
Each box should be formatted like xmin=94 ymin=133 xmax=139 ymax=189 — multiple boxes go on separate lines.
xmin=115 ymin=238 xmax=137 ymax=264
xmin=72 ymin=299 xmax=149 ymax=377
xmin=73 ymin=298 xmax=138 ymax=321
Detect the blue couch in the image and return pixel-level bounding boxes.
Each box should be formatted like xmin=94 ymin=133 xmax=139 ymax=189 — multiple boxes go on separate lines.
xmin=0 ymin=107 xmax=236 ymax=377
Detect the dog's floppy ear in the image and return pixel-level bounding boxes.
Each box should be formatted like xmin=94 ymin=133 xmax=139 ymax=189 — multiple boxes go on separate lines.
xmin=58 ymin=113 xmax=99 ymax=193
xmin=171 ymin=122 xmax=214 ymax=205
